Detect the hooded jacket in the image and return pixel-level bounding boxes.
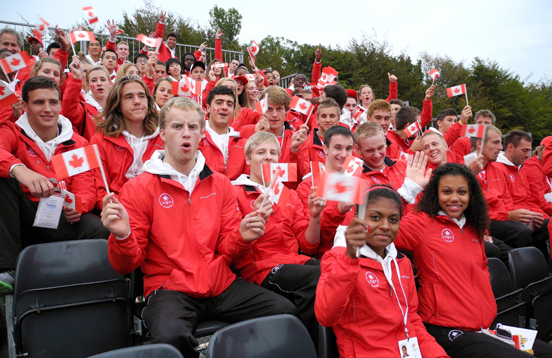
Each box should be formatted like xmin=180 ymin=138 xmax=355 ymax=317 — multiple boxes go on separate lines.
xmin=60 ymin=76 xmax=102 ymax=140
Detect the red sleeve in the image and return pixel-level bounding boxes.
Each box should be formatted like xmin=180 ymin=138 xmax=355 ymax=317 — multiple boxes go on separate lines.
xmin=420 ymin=99 xmax=433 ymax=128
xmin=53 ymin=48 xmax=69 ymax=71
xmin=202 ymin=80 xmax=216 ymax=109
xmin=0 ymin=107 xmax=17 ymax=124
xmin=543 ymin=138 xmax=552 ymax=176
xmin=194 ymin=50 xmax=201 ymax=61
xmin=156 ymin=22 xmax=165 ymax=40
xmin=385 ymin=81 xmax=398 ymax=102
xmin=310 ymin=61 xmax=322 ymax=86
xmin=60 ymin=76 xmax=86 ymax=133
xmin=315 ymin=248 xmax=361 ymax=327
xmin=520 ymin=162 xmax=552 ymax=216
xmin=289 ymin=193 xmax=319 ymax=255
xmin=0 ymin=124 xmax=24 ymax=177
xmin=394 ymin=212 xmax=423 ymax=253
xmin=443 ymin=122 xmax=463 ymax=147
xmin=239 ymin=124 xmax=256 ymax=139
xmin=141 ymin=76 xmax=154 ymax=95
xmin=256 ymin=69 xmax=268 ymax=88
xmin=318 ymin=202 xmax=348 ymax=255
xmin=106 ymin=40 xmax=116 ymax=52
xmin=215 ymin=38 xmax=222 ymax=61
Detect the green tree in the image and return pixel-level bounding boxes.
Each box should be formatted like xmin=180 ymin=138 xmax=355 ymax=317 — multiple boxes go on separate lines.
xmin=208 ymin=5 xmax=242 ymax=45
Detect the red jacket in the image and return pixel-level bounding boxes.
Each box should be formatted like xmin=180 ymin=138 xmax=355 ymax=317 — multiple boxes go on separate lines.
xmin=420 ymin=98 xmax=433 ymax=128
xmin=386 ymin=130 xmax=412 ymax=159
xmin=60 ymin=76 xmax=100 ymax=140
xmin=197 ymin=128 xmax=249 ymax=181
xmin=394 ymin=211 xmax=497 ymax=331
xmin=89 ymin=131 xmax=164 ymax=209
xmin=297 ymin=129 xmax=326 ymax=179
xmin=360 ymin=157 xmax=407 ymax=191
xmin=0 ymin=121 xmax=95 ymax=213
xmin=153 ymin=22 xmax=177 ymax=63
xmin=520 ymin=155 xmax=552 ymax=216
xmin=476 ymin=161 xmax=514 ymax=221
xmin=201 ymin=80 xmax=216 ymax=109
xmin=230 ymin=107 xmax=260 ymax=131
xmin=316 ymin=247 xmax=448 ymax=358
xmin=108 ymin=166 xmax=252 ymax=298
xmin=232 ymin=184 xmax=317 ymax=284
xmin=543 ymin=136 xmax=552 ymax=177
xmin=142 ymin=75 xmax=154 ymax=95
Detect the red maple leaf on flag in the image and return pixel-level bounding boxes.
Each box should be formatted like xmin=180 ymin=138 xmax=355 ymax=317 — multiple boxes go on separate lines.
xmin=64 ymin=194 xmax=73 ymax=204
xmin=468 ymin=127 xmax=476 ymax=134
xmin=454 ymin=87 xmax=460 ymax=93
xmin=69 ymin=154 xmax=84 ymax=169
xmin=346 ymin=164 xmax=355 ymax=173
xmin=51 ymin=181 xmax=58 ymax=188
xmin=299 ymin=103 xmax=307 ymax=110
xmin=274 ymin=184 xmax=280 ymax=195
xmin=0 ymin=86 xmax=4 ymax=96
xmin=88 ymin=11 xmax=94 ymax=16
xmin=181 ymin=83 xmax=189 ymax=92
xmin=273 ymin=166 xmax=285 ymax=178
xmin=10 ymin=58 xmax=20 ymax=66
xmin=251 ymin=45 xmax=257 ymax=52
xmin=77 ymin=33 xmax=85 ymax=38
xmin=334 ymin=182 xmax=349 ymax=193
xmin=39 ymin=24 xmax=45 ymax=31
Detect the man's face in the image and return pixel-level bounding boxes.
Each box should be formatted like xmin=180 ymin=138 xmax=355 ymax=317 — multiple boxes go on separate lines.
xmin=246 ymin=141 xmax=280 ymax=181
xmin=508 ymin=138 xmax=532 ymax=166
xmin=359 ymin=87 xmax=373 ymax=107
xmin=0 ymin=33 xmax=20 ymax=54
xmin=29 ymin=39 xmax=42 ymax=55
xmin=207 ymin=94 xmax=235 ymax=128
xmin=166 ymin=36 xmax=177 ymax=50
xmin=191 ymin=67 xmax=205 ymax=81
xmin=266 ymin=102 xmax=287 ymax=132
xmin=160 ymin=108 xmax=204 ymax=166
xmin=229 ymin=59 xmax=239 ymax=72
xmin=168 ymin=62 xmax=181 ymax=77
xmin=136 ymin=57 xmax=148 ymax=74
xmin=367 ymin=109 xmax=392 ymax=133
xmin=183 ymin=55 xmax=195 ymax=71
xmin=344 ymin=97 xmax=357 ymax=117
xmin=355 ymin=134 xmax=387 ymax=170
xmin=390 ymin=104 xmax=401 ymax=118
xmin=324 ymin=134 xmax=354 ymax=172
xmin=475 ymin=116 xmax=493 ymax=125
xmin=117 ymin=44 xmax=129 ymax=61
xmin=88 ymin=69 xmax=111 ymax=99
xmin=120 ymin=82 xmax=148 ymax=125
xmin=102 ymin=52 xmax=117 ymax=71
xmin=422 ymin=133 xmax=447 ymax=166
xmin=317 ymin=107 xmax=340 ymax=133
xmin=88 ymin=41 xmax=101 ymax=56
xmin=438 ymin=115 xmax=457 ymax=134
xmin=48 ymin=47 xmax=59 ymax=57
xmin=482 ymin=131 xmax=503 ymax=162
xmin=154 ymin=65 xmax=166 ymax=82
xmin=294 ymin=74 xmax=307 ymax=89
xmin=199 ymin=51 xmax=206 ymax=63
xmin=22 ymin=88 xmax=61 ymax=133
xmin=35 ymin=63 xmax=62 ymax=86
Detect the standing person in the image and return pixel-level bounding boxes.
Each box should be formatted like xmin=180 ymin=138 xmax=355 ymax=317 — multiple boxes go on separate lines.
xmin=101 ymin=50 xmax=118 ymax=82
xmin=394 ymin=163 xmax=552 ymax=357
xmin=114 ymin=63 xmax=139 ymax=83
xmin=101 ymin=97 xmax=297 ymax=358
xmin=316 ymin=185 xmax=449 ymax=358
xmin=86 ymin=38 xmax=103 ymax=65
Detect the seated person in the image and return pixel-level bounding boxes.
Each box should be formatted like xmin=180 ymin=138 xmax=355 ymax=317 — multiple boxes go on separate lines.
xmin=101 ymin=97 xmax=297 ymax=357
xmin=0 ymin=77 xmax=109 ymax=295
xmin=316 ymin=185 xmax=448 ymax=358
xmin=520 ymin=138 xmax=552 ymax=216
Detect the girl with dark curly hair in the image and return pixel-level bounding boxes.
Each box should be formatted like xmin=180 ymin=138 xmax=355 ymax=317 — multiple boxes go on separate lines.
xmin=394 ymin=163 xmax=552 ymax=357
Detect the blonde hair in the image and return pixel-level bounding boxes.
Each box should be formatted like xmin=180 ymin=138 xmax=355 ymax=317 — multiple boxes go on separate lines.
xmin=159 ymin=97 xmax=205 ymax=130
xmin=261 ymin=86 xmax=291 ymax=109
xmin=31 ymin=58 xmax=62 ymax=79
xmin=354 ymin=122 xmax=385 ymax=144
xmin=317 ymin=98 xmax=341 ymax=117
xmin=367 ymin=99 xmax=391 ymax=117
xmin=86 ymin=65 xmax=110 ymax=83
xmin=244 ymin=132 xmax=280 ymax=158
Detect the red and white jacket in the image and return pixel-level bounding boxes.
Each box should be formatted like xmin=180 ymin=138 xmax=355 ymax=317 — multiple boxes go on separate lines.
xmin=476 ymin=161 xmax=515 ymax=221
xmin=108 ymin=151 xmax=252 ymax=298
xmin=394 ymin=211 xmax=497 ymax=331
xmin=297 ymin=129 xmax=326 ymax=179
xmin=230 ymin=107 xmax=260 ymax=131
xmin=316 ymin=243 xmax=448 ymax=358
xmin=520 ymin=155 xmax=552 ymax=216
xmin=542 ymin=136 xmax=552 ymax=177
xmin=60 ymin=76 xmax=101 ymax=140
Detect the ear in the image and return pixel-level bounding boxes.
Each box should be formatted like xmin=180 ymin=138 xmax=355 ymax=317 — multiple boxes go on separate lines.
xmin=159 ymin=128 xmax=165 ymax=143
xmin=245 ymin=155 xmax=251 ymax=167
xmin=354 ymin=143 xmax=361 ymax=156
xmin=323 ymin=145 xmax=329 ymax=157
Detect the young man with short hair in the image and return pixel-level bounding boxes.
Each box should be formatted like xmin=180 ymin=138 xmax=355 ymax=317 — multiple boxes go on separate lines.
xmin=0 ymin=77 xmax=109 ymax=295
xmin=102 ymin=97 xmax=296 ymax=357
xmin=86 ymin=39 xmax=103 ymax=65
xmin=387 ymin=106 xmax=422 ymax=157
xmin=101 ymin=49 xmax=118 ymax=81
xmin=182 ymin=53 xmax=195 ymax=76
xmin=46 ymin=42 xmax=61 ymax=57
xmin=27 ymin=36 xmax=43 ymax=57
xmin=389 ymin=98 xmax=404 ymax=130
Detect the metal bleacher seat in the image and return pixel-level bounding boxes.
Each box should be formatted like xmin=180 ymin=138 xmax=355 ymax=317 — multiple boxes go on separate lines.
xmin=487 ymin=257 xmax=526 ymax=328
xmin=508 ymin=247 xmax=552 ymax=340
xmin=206 ymin=314 xmax=316 ymax=358
xmin=88 ymin=343 xmax=183 ymax=358
xmin=8 ymin=239 xmax=131 ymax=358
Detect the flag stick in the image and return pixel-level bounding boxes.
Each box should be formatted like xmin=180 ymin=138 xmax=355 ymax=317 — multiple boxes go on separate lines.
xmin=93 ymin=144 xmax=110 ymax=195
xmin=478 ymin=126 xmax=487 ymax=156
xmin=432 ymin=77 xmax=435 ymax=86
xmin=260 ymin=185 xmax=270 ymax=209
xmin=310 ymin=161 xmax=314 ymax=189
xmin=71 ymin=43 xmax=77 ymax=57
xmin=303 ymin=103 xmax=315 ymax=127
xmin=465 ymin=92 xmax=469 ymax=107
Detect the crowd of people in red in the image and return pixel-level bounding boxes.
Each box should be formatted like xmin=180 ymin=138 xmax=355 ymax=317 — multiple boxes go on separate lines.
xmin=1 ymin=11 xmax=552 ymax=358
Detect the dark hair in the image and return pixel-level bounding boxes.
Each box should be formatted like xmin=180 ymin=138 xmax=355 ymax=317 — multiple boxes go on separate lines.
xmin=165 ymin=58 xmax=181 ymax=70
xmin=389 ymin=99 xmax=404 ymax=107
xmin=504 ymin=129 xmax=532 ymax=149
xmin=324 ymin=125 xmax=354 ymax=147
xmin=436 ymin=108 xmax=457 ymax=122
xmin=46 ymin=42 xmax=61 ymax=56
xmin=134 ymin=53 xmax=147 ymax=63
xmin=156 ymin=60 xmax=165 ymax=66
xmin=102 ymin=49 xmax=118 ymax=59
xmin=22 ymin=76 xmax=60 ymax=103
xmin=323 ymin=84 xmax=348 ymax=109
xmin=416 ymin=163 xmax=489 ymax=240
xmin=395 ymin=106 xmax=419 ymax=130
xmin=207 ymin=85 xmax=235 ymax=106
xmin=166 ymin=32 xmax=177 ymax=40
xmin=364 ymin=184 xmax=403 ymax=217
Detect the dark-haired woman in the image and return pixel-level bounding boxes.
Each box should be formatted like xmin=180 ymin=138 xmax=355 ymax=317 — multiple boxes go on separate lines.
xmin=395 ymin=163 xmax=552 ymax=357
xmin=90 ymin=76 xmax=162 ymax=209
xmin=316 ymin=185 xmax=449 ymax=358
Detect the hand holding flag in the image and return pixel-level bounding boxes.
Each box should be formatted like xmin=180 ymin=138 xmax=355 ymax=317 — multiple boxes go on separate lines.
xmin=403 ymin=121 xmax=422 ymax=138
xmin=0 ymin=80 xmax=20 ymax=107
xmin=261 ymin=163 xmax=297 ymax=183
xmin=343 ymin=155 xmax=363 ymax=177
xmin=247 ymin=40 xmax=259 ymax=60
xmin=172 ymin=77 xmax=202 ymax=98
xmin=256 ymin=95 xmax=268 ymax=114
xmin=137 ymin=34 xmax=162 ymax=52
xmin=69 ymin=31 xmax=96 ymax=44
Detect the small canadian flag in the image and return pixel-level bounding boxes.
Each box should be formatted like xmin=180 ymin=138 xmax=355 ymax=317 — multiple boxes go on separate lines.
xmin=256 ymin=95 xmax=268 ymax=114
xmin=0 ymin=80 xmax=19 ymax=108
xmin=317 ymin=66 xmax=338 ymax=88
xmin=172 ymin=77 xmax=202 ymax=97
xmin=247 ymin=40 xmax=259 ymax=59
xmin=460 ymin=124 xmax=486 ymax=138
xmin=262 ymin=163 xmax=297 ymax=183
xmin=317 ymin=172 xmax=368 ymax=204
xmin=83 ymin=6 xmax=99 ymax=25
xmin=290 ymin=96 xmax=314 ymax=116
xmin=342 ymin=155 xmax=363 ymax=177
xmin=33 ymin=18 xmax=50 ymax=39
xmin=245 ymin=74 xmax=256 ymax=82
xmin=310 ymin=161 xmax=325 ymax=187
xmin=429 ymin=69 xmax=440 ymax=82
xmin=61 ymin=189 xmax=83 ymax=212
xmin=446 ymin=84 xmax=467 ymax=97
xmin=269 ymin=178 xmax=290 ymax=205
xmin=398 ymin=151 xmax=412 ymax=163
xmin=403 ymin=121 xmax=422 ymax=138
xmin=136 ymin=34 xmax=162 ymax=51
xmin=213 ymin=63 xmax=228 ymax=70
xmin=51 ymin=145 xmax=101 ymax=180
xmin=70 ymin=31 xmax=96 ymax=44
xmin=0 ymin=51 xmax=32 ymax=74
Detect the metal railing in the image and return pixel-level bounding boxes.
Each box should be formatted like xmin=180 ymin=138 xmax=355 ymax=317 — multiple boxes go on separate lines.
xmin=0 ymin=20 xmax=244 ymax=64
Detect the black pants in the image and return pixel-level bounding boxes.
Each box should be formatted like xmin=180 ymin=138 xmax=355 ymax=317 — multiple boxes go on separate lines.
xmin=485 ymin=237 xmax=513 ymax=267
xmin=142 ymin=278 xmax=298 ymax=358
xmin=425 ymin=324 xmax=552 ymax=358
xmin=490 ymin=219 xmax=550 ymax=258
xmin=261 ymin=260 xmax=321 ymax=345
xmin=0 ymin=178 xmax=110 ymax=269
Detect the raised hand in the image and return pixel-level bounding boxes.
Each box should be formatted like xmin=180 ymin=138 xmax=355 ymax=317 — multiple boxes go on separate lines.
xmin=69 ymin=55 xmax=84 ymax=80
xmin=345 ymin=217 xmax=368 ymax=259
xmin=159 ymin=11 xmax=166 ymax=23
xmin=425 ymin=85 xmax=435 ymax=100
xmin=199 ymin=42 xmax=207 ymax=52
xmin=405 ymin=151 xmax=432 ymax=188
xmin=216 ymin=28 xmax=224 ymax=39
xmin=314 ymin=43 xmax=322 ymax=62
xmin=101 ymin=193 xmax=130 ymax=238
xmin=255 ymin=114 xmax=270 ymax=133
xmin=460 ymin=105 xmax=473 ymax=124
xmin=290 ymin=124 xmax=309 ymax=153
xmin=308 ymin=189 xmax=326 ymax=218
xmin=388 ymin=72 xmax=397 ymax=83
xmin=105 ymin=19 xmax=118 ymax=40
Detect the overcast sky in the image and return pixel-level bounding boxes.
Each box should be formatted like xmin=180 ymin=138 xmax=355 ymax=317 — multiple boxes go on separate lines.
xmin=3 ymin=0 xmax=551 ymax=83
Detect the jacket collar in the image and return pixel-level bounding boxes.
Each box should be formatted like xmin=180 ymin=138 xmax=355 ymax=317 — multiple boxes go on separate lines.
xmin=362 ymin=157 xmax=396 ymax=173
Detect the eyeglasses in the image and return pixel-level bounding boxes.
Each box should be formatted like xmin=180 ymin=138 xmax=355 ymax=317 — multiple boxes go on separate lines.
xmin=136 ymin=60 xmax=148 ymax=64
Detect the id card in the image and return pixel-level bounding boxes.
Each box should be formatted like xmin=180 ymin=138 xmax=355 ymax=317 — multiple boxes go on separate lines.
xmin=33 ymin=195 xmax=64 ymax=229
xmin=499 ymin=324 xmax=537 ymax=351
xmin=398 ymin=337 xmax=422 ymax=358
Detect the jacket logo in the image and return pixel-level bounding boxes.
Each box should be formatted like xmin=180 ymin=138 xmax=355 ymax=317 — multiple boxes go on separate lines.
xmin=158 ymin=193 xmax=174 ymax=208
xmin=115 ymin=145 xmax=125 ymax=152
xmin=509 ymin=174 xmax=515 ymax=182
xmin=365 ymin=271 xmax=380 ymax=288
xmin=317 ymin=150 xmax=325 ymax=159
xmin=448 ymin=329 xmax=464 ymax=341
xmin=371 ymin=177 xmax=381 ymax=184
xmin=27 ymin=146 xmax=38 ymax=157
xmin=250 ymin=199 xmax=256 ymax=210
xmin=441 ymin=228 xmax=454 ymax=242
